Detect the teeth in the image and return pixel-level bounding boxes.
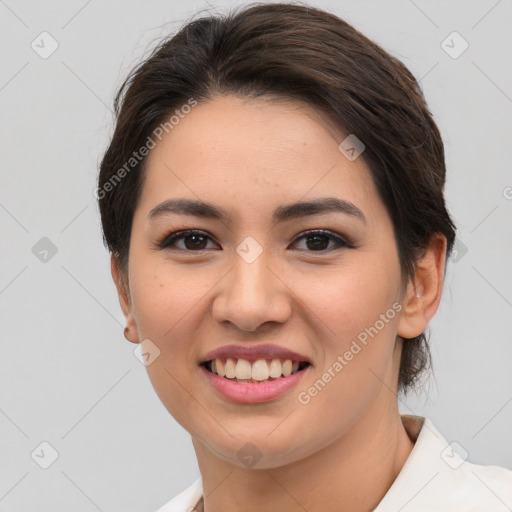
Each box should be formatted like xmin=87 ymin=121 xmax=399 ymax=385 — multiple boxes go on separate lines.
xmin=235 ymin=359 xmax=252 ymax=379
xmin=282 ymin=359 xmax=292 ymax=377
xmin=252 ymin=359 xmax=270 ymax=381
xmin=209 ymin=357 xmax=305 ymax=380
xmin=215 ymin=359 xmax=225 ymax=377
xmin=269 ymin=359 xmax=282 ymax=378
xmin=224 ymin=358 xmax=236 ymax=378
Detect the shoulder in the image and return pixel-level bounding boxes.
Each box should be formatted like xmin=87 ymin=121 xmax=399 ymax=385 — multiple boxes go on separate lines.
xmin=422 ymin=457 xmax=512 ymax=511
xmin=375 ymin=416 xmax=512 ymax=512
xmin=154 ymin=477 xmax=203 ymax=512
xmin=458 ymin=460 xmax=512 ymax=509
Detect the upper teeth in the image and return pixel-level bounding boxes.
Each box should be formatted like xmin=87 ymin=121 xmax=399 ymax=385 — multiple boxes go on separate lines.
xmin=211 ymin=358 xmax=301 ymax=380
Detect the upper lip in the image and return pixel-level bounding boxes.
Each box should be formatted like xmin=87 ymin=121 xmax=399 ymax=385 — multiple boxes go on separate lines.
xmin=200 ymin=344 xmax=312 ymax=364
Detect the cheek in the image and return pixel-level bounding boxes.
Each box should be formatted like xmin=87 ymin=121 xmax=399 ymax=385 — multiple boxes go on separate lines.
xmin=127 ymin=258 xmax=218 ymax=428
xmin=291 ymin=251 xmax=401 ymax=400
xmin=292 ymin=255 xmax=400 ymax=346
xmin=129 ymin=256 xmax=217 ymax=342
xmin=293 ymin=269 xmax=400 ymax=439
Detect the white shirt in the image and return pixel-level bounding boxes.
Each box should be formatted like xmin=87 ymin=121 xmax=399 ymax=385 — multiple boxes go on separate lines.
xmin=155 ymin=415 xmax=512 ymax=511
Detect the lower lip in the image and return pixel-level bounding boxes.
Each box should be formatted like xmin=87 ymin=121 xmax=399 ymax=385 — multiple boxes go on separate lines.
xmin=199 ymin=364 xmax=310 ymax=403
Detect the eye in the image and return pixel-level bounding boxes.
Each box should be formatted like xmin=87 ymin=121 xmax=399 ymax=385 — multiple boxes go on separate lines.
xmin=290 ymin=229 xmax=351 ymax=252
xmin=157 ymin=230 xmax=220 ymax=251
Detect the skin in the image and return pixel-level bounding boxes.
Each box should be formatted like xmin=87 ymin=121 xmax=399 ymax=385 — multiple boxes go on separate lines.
xmin=112 ymin=94 xmax=447 ymax=511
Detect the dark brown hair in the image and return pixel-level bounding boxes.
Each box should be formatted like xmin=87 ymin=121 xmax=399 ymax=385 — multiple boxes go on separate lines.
xmin=98 ymin=2 xmax=456 ymax=392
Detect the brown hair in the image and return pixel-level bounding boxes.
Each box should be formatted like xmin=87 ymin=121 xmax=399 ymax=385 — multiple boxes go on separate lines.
xmin=98 ymin=2 xmax=456 ymax=392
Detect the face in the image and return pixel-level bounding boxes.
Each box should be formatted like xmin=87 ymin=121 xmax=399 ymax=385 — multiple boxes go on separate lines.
xmin=120 ymin=94 xmax=409 ymax=468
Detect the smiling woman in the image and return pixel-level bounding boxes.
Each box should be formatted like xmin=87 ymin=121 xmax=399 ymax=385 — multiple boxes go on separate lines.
xmin=97 ymin=3 xmax=511 ymax=512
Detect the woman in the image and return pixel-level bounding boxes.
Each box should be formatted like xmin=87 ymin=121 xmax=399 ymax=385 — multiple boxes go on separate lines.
xmin=97 ymin=3 xmax=512 ymax=511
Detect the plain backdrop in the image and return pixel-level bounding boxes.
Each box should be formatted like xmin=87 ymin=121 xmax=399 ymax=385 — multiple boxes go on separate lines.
xmin=1 ymin=0 xmax=511 ymax=510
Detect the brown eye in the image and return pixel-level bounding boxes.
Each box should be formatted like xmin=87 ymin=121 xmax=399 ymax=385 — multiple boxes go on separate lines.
xmin=291 ymin=229 xmax=350 ymax=252
xmin=183 ymin=233 xmax=208 ymax=250
xmin=305 ymin=234 xmax=330 ymax=250
xmin=157 ymin=230 xmax=220 ymax=251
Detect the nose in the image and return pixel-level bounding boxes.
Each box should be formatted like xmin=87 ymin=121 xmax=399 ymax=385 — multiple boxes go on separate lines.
xmin=212 ymin=250 xmax=292 ymax=332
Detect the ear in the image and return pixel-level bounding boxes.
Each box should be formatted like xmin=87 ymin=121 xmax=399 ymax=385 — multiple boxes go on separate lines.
xmin=397 ymin=234 xmax=447 ymax=339
xmin=111 ymin=254 xmax=140 ymax=344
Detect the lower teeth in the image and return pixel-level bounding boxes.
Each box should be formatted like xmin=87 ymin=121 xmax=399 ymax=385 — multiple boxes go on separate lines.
xmin=225 ymin=377 xmax=281 ymax=383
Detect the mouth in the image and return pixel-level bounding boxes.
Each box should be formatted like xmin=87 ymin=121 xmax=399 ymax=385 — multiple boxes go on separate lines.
xmin=198 ymin=344 xmax=313 ymax=402
xmin=201 ymin=357 xmax=311 ymax=384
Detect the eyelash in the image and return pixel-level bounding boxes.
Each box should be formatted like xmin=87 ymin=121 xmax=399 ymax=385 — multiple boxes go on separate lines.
xmin=156 ymin=229 xmax=352 ymax=252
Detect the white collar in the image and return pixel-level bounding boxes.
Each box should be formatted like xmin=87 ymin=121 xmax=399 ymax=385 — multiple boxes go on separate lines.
xmin=375 ymin=415 xmax=512 ymax=511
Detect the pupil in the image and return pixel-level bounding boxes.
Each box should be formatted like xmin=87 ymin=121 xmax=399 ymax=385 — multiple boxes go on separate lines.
xmin=307 ymin=235 xmax=328 ymax=250
xmin=186 ymin=235 xmax=206 ymax=250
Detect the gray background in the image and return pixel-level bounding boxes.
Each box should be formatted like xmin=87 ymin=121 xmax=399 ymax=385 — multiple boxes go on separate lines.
xmin=1 ymin=0 xmax=511 ymax=510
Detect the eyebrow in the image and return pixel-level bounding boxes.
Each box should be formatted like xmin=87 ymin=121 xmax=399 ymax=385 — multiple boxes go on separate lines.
xmin=148 ymin=197 xmax=366 ymax=224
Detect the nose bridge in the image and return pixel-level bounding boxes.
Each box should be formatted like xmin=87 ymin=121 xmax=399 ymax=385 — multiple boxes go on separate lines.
xmin=212 ymin=239 xmax=291 ymax=330
xmin=232 ymin=242 xmax=276 ymax=304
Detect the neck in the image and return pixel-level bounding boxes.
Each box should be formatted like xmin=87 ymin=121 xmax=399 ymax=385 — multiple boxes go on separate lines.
xmin=192 ymin=402 xmax=414 ymax=512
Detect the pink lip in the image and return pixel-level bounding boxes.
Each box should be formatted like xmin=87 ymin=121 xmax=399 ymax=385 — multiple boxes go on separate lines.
xmin=199 ymin=343 xmax=311 ymax=364
xmin=200 ymin=364 xmax=311 ymax=403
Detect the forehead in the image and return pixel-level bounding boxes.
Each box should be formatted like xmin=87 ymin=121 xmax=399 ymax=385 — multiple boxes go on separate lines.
xmin=138 ymin=94 xmax=381 ymax=222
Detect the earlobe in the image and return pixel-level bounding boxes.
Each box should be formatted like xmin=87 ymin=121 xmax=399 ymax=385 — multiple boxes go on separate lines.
xmin=110 ymin=254 xmax=140 ymax=344
xmin=397 ymin=234 xmax=447 ymax=339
